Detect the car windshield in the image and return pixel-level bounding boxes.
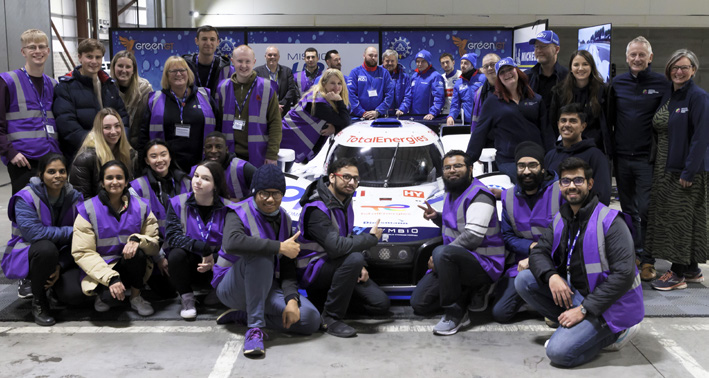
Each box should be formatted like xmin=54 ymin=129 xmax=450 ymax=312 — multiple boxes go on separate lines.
xmin=331 ymin=144 xmax=443 ymax=187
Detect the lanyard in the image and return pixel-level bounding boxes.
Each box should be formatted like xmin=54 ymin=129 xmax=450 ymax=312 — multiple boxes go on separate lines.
xmin=21 ymin=68 xmax=48 ymax=123
xmin=170 ymin=89 xmax=188 ymax=123
xmin=194 ymin=55 xmax=217 ymax=88
xmin=195 ymin=209 xmax=215 ymax=243
xmin=566 ymin=228 xmax=581 ymax=283
xmin=234 ymin=80 xmax=256 ymax=118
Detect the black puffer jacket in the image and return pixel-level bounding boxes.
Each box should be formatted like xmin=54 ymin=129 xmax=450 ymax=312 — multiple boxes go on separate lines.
xmin=53 ymin=67 xmax=129 ymax=159
xmin=69 ymin=147 xmax=136 ymax=199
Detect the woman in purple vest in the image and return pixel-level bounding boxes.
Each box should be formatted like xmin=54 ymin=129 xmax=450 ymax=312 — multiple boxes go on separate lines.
xmin=165 ymin=160 xmax=232 ymax=319
xmin=281 ymin=68 xmax=351 ymax=165
xmin=548 ymin=50 xmax=610 ymax=155
xmin=138 ymin=56 xmax=220 ymax=172
xmin=130 ymin=139 xmax=191 ymax=298
xmin=2 ymin=153 xmax=82 ymax=325
xmin=110 ymin=50 xmax=153 ymax=149
xmin=70 ymin=108 xmax=135 ymax=199
xmin=71 ymin=160 xmax=160 ymax=316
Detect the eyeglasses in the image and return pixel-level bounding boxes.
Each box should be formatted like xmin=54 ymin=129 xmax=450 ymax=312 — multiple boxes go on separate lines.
xmin=23 ymin=44 xmax=48 ymax=51
xmin=670 ymin=65 xmax=693 ymax=73
xmin=257 ymin=190 xmax=283 ymax=200
xmin=516 ymin=162 xmax=540 ymax=171
xmin=482 ymin=63 xmax=497 ymax=70
xmin=443 ymin=163 xmax=466 ymax=171
xmin=559 ymin=177 xmax=586 ymax=187
xmin=333 ymin=173 xmax=360 ymax=184
xmin=168 ymin=69 xmax=188 ymax=75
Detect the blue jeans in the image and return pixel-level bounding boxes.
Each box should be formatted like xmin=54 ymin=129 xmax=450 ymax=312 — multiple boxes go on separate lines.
xmin=216 ymin=254 xmax=321 ymax=335
xmin=514 ymin=270 xmax=618 ymax=367
xmin=491 ymin=275 xmax=525 ymax=323
xmin=615 ymin=156 xmax=654 ymax=264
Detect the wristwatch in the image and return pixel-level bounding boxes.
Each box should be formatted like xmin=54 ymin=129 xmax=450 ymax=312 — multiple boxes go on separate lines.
xmin=579 ymin=304 xmax=587 ymax=316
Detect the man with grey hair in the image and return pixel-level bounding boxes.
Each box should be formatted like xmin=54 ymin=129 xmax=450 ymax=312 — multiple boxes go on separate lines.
xmin=608 ymin=36 xmax=670 ymax=281
xmin=254 ymin=46 xmax=299 ymax=113
xmin=382 ymin=49 xmax=410 ymax=115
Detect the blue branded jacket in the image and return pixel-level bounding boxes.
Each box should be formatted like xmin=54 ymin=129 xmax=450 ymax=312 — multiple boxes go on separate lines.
xmin=347 ymin=65 xmax=394 ymax=117
xmin=657 ymin=79 xmax=709 ymax=180
xmin=608 ymin=66 xmax=670 ymax=158
xmin=448 ymin=72 xmax=484 ymax=123
xmin=466 ymin=92 xmax=552 ymax=163
xmin=544 ymin=138 xmax=611 ymax=206
xmin=387 ymin=63 xmax=410 ymax=115
xmin=398 ymin=67 xmax=445 ymax=116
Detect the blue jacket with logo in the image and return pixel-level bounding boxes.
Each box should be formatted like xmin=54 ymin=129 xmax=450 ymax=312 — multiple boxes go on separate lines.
xmin=387 ymin=63 xmax=410 ymax=115
xmin=466 ymin=92 xmax=552 ymax=163
xmin=347 ymin=65 xmax=394 ymax=117
xmin=608 ymin=66 xmax=670 ymax=158
xmin=448 ymin=72 xmax=485 ymax=123
xmin=658 ymin=79 xmax=709 ymax=180
xmin=398 ymin=67 xmax=445 ymax=116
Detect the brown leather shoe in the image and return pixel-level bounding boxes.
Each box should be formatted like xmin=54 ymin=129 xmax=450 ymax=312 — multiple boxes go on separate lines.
xmin=640 ymin=263 xmax=657 ymax=281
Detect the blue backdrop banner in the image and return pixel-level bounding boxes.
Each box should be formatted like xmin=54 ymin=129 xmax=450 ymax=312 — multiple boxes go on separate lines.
xmin=110 ymin=29 xmax=245 ymax=89
xmin=381 ymin=30 xmax=512 ymax=73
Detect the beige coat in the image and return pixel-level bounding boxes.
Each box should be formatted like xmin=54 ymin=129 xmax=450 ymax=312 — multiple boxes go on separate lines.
xmin=71 ymin=195 xmax=160 ymax=295
xmin=124 ymin=77 xmax=153 ymax=148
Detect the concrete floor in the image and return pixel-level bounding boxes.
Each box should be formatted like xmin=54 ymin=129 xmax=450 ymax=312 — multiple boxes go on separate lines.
xmin=2 ymin=166 xmax=709 ymax=377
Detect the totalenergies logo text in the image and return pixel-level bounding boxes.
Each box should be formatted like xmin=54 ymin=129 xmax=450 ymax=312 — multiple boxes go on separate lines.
xmin=119 ymin=36 xmax=174 ymax=54
xmin=361 ymin=204 xmax=410 ymax=212
xmin=346 ymin=135 xmax=429 ymax=145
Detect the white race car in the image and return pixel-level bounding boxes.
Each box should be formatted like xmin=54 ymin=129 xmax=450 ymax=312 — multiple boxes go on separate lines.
xmin=282 ymin=118 xmax=512 ymax=295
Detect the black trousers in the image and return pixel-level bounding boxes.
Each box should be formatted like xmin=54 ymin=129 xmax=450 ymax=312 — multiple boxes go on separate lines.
xmin=410 ymin=244 xmax=492 ymax=315
xmin=306 ymin=252 xmax=390 ymax=320
xmin=27 ymin=240 xmax=60 ymax=305
xmin=7 ymin=158 xmax=38 ymax=195
xmin=167 ymin=248 xmax=213 ymax=295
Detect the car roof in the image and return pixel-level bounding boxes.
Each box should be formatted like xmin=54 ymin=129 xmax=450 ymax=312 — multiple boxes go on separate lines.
xmin=336 ymin=119 xmax=439 ymax=148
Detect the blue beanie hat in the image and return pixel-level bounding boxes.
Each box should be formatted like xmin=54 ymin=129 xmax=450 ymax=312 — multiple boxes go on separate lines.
xmin=461 ymin=53 xmax=478 ymax=67
xmin=250 ymin=164 xmax=286 ymax=195
xmin=415 ymin=50 xmax=433 ymax=66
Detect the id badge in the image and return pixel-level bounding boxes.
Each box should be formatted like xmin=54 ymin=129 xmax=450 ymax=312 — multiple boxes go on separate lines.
xmin=232 ymin=119 xmax=245 ymax=131
xmin=45 ymin=125 xmax=55 ymax=135
xmin=368 ymin=89 xmax=378 ymax=97
xmin=175 ymin=124 xmax=191 ymax=137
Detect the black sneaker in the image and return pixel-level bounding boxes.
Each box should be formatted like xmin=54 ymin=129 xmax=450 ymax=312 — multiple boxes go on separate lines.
xmin=322 ymin=315 xmax=356 ymax=338
xmin=685 ymin=268 xmax=704 ymax=283
xmin=18 ymin=279 xmax=32 ymax=299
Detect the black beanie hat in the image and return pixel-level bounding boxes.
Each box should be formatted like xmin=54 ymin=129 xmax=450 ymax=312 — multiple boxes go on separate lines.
xmin=514 ymin=141 xmax=546 ymax=166
xmin=250 ymin=164 xmax=286 ymax=195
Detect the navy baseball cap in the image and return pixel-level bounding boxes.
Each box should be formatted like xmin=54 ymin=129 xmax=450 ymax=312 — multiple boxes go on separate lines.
xmin=495 ymin=57 xmax=517 ymax=75
xmin=529 ymin=30 xmax=560 ymax=46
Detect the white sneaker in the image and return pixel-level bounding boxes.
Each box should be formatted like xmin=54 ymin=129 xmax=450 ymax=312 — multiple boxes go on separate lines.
xmin=605 ymin=323 xmax=641 ymax=351
xmin=130 ymin=295 xmax=154 ymax=316
xmin=94 ymin=296 xmax=110 ymax=312
xmin=180 ymin=293 xmax=197 ymax=320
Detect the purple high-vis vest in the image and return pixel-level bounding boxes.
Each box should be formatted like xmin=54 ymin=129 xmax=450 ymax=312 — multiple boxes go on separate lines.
xmin=441 ymin=178 xmax=506 ymax=281
xmin=169 ymin=192 xmax=232 ymax=257
xmin=501 ymin=181 xmax=562 ymax=277
xmin=0 ymin=69 xmax=60 ymax=164
xmin=76 ymin=194 xmax=150 ymax=264
xmin=295 ymin=200 xmax=354 ymax=288
xmin=211 ymin=197 xmax=292 ymax=288
xmin=216 ymin=76 xmax=275 ymax=167
xmin=147 ymin=87 xmax=216 ymax=141
xmin=294 ymin=69 xmax=321 ymax=95
xmin=281 ymin=92 xmax=329 ymax=163
xmin=189 ymin=157 xmax=249 ymax=200
xmin=130 ymin=175 xmax=191 ymax=237
xmin=2 ymin=187 xmax=78 ymax=279
xmin=550 ymin=204 xmax=644 ymax=333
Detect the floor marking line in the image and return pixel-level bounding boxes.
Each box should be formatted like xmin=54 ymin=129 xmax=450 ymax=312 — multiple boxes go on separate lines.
xmin=209 ymin=334 xmax=243 ymax=378
xmin=0 ymin=326 xmax=227 ymax=334
xmin=372 ymin=323 xmax=553 ymax=333
xmin=647 ymin=323 xmax=709 ymax=378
